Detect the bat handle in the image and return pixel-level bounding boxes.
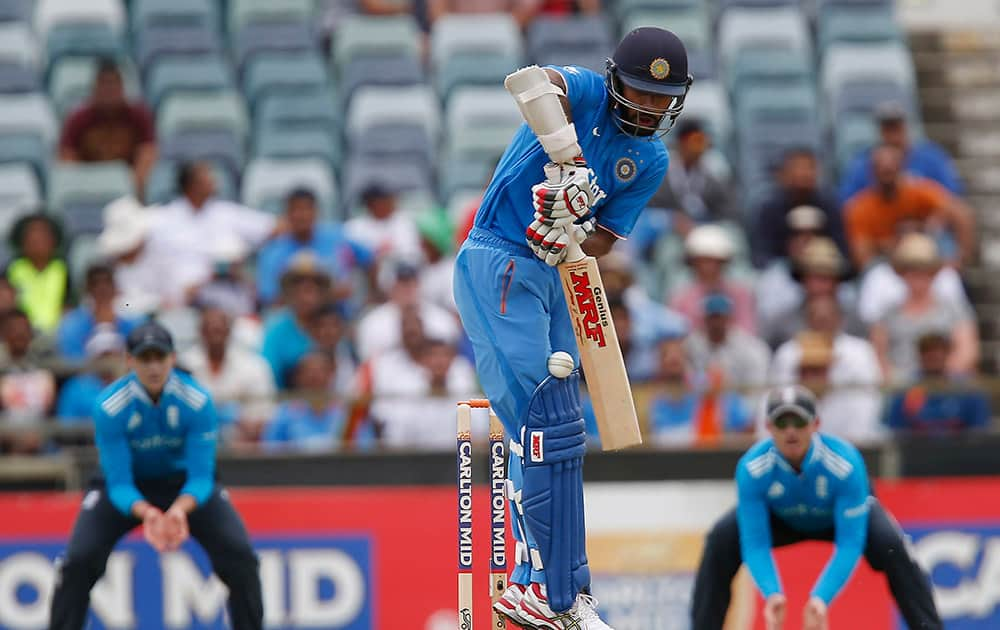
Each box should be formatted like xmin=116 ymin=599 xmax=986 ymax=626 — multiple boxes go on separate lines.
xmin=544 ymin=162 xmax=587 ymax=263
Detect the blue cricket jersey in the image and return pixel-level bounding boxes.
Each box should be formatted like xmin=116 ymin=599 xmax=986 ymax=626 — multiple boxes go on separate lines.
xmin=475 ymin=65 xmax=669 ymax=245
xmin=735 ymin=433 xmax=871 ymax=604
xmin=93 ymin=370 xmax=218 ymax=516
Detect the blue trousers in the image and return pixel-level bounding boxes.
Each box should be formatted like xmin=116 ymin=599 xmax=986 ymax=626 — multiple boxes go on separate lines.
xmin=454 ymin=228 xmax=582 ymax=586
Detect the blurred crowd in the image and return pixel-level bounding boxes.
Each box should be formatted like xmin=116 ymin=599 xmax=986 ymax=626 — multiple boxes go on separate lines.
xmin=0 ymin=2 xmax=991 ymax=457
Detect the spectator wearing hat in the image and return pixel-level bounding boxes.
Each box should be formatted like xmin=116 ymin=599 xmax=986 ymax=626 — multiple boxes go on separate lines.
xmin=844 ymin=144 xmax=975 ymax=270
xmin=262 ymin=352 xmax=373 ymax=453
xmin=97 ymin=196 xmax=178 ymax=313
xmin=840 ymin=101 xmax=963 ymax=204
xmin=360 ymin=306 xmax=478 ymax=450
xmin=416 ymin=208 xmax=458 ymax=313
xmin=758 ymin=236 xmax=861 ymax=349
xmin=58 ymin=58 xmax=157 ymax=197
xmin=856 ymin=223 xmax=971 ymax=327
xmin=255 ymin=188 xmax=373 ymax=307
xmin=57 ymin=263 xmax=141 ymax=362
xmin=870 ymin=233 xmax=978 ymax=382
xmin=670 ymin=223 xmax=756 ymax=334
xmin=260 ymin=253 xmax=331 ymax=389
xmin=752 ymin=147 xmax=849 ymax=269
xmin=0 ymin=309 xmax=56 ymax=454
xmin=649 ymin=117 xmax=736 ymax=235
xmin=643 ymin=330 xmax=752 ymax=447
xmin=756 ymin=206 xmax=830 ymax=328
xmin=5 ymin=213 xmax=68 ymax=333
xmin=884 ymin=330 xmax=990 ymax=435
xmin=152 ymin=161 xmax=280 ymax=302
xmin=687 ymin=293 xmax=771 ymax=411
xmin=56 ymin=327 xmax=127 ymax=426
xmin=355 ymin=257 xmax=459 ymax=362
xmin=182 ymin=307 xmax=276 ymax=448
xmin=769 ymin=305 xmax=883 ymax=444
xmin=344 ymin=184 xmax=422 ymax=266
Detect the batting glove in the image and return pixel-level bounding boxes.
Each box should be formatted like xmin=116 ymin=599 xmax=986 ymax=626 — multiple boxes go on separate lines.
xmin=531 ymin=158 xmax=595 ymax=228
xmin=526 ymin=217 xmax=596 ymax=266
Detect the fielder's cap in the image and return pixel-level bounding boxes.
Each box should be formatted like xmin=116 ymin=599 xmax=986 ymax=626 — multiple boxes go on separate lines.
xmin=703 ymin=293 xmax=733 ymax=316
xmin=612 ymin=27 xmax=690 ymax=96
xmin=765 ymin=385 xmax=818 ymax=424
xmin=875 ymin=101 xmax=908 ymax=124
xmin=787 ymin=205 xmax=826 ymax=232
xmin=126 ymin=321 xmax=174 ymax=356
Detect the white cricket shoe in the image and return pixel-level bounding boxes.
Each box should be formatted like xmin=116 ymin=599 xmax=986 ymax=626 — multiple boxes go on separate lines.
xmin=518 ymin=583 xmax=614 ymax=630
xmin=493 ymin=583 xmax=536 ymax=628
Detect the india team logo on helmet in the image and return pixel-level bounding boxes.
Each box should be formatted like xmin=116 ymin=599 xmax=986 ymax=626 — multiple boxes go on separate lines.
xmin=649 ymin=58 xmax=671 ymax=80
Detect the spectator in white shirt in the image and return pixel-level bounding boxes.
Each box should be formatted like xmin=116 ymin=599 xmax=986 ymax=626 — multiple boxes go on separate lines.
xmin=769 ymin=295 xmax=884 ymax=443
xmin=355 ymin=258 xmax=458 ymax=361
xmin=151 ymin=161 xmax=280 ymax=302
xmin=344 ymin=184 xmax=422 ymax=269
xmin=857 ymin=223 xmax=971 ymax=327
xmin=181 ymin=306 xmax=276 ymax=448
xmin=364 ymin=306 xmax=478 ymax=450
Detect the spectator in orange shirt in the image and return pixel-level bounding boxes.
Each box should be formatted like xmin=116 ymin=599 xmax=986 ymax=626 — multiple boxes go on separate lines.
xmin=58 ymin=59 xmax=157 ymax=197
xmin=844 ymin=144 xmax=974 ymax=270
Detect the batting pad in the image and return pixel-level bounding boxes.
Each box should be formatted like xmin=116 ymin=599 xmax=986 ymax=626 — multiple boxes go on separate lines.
xmin=521 ymin=371 xmax=591 ymax=613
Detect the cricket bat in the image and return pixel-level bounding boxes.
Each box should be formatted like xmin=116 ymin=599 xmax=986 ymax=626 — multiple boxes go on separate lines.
xmin=546 ymin=167 xmax=643 ymax=451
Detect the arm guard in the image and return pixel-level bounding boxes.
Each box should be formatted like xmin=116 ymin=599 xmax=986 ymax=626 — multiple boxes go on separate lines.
xmin=504 ymin=65 xmax=581 ymax=164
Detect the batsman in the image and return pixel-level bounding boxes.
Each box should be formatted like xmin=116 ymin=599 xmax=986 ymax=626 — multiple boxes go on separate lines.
xmin=453 ymin=27 xmax=692 ymax=629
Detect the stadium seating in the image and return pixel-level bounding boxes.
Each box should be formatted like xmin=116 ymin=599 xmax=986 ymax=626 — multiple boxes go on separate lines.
xmin=241 ymin=157 xmax=337 ymax=216
xmin=717 ymin=6 xmax=811 ymax=67
xmin=146 ymin=55 xmax=232 ymax=108
xmin=0 ymin=163 xmax=42 ymax=233
xmin=136 ymin=25 xmax=220 ymax=76
xmin=0 ymin=93 xmax=58 ymax=151
xmin=0 ymin=23 xmax=39 ymax=73
xmin=621 ymin=7 xmax=711 ymax=57
xmin=342 ymin=157 xmax=432 ymax=213
xmin=254 ymin=89 xmax=339 ymax=137
xmin=232 ymin=21 xmax=315 ymax=72
xmin=44 ymin=22 xmax=123 ymax=74
xmin=34 ymin=0 xmax=126 ymax=44
xmin=343 ymin=56 xmax=425 ymax=106
xmin=430 ymin=14 xmax=523 ymax=70
xmin=0 ymin=0 xmax=33 ymax=23
xmin=331 ymin=15 xmax=421 ymax=75
xmin=130 ymin=0 xmax=219 ymax=38
xmin=227 ymin=0 xmax=314 ymax=36
xmin=0 ymin=133 xmax=48 ymax=189
xmin=157 ymin=90 xmax=249 ymax=144
xmin=444 ymin=86 xmax=521 ymax=164
xmin=241 ymin=51 xmax=329 ymax=110
xmin=145 ymin=159 xmax=237 ymax=205
xmin=255 ymin=126 xmax=340 ymax=169
xmin=527 ymin=15 xmax=613 ymax=72
xmin=346 ymin=85 xmax=439 ymax=148
xmin=47 ymin=161 xmax=133 ymax=235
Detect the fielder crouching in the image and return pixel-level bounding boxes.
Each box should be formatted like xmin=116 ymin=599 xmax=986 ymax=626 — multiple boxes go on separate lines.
xmin=691 ymin=385 xmax=942 ymax=630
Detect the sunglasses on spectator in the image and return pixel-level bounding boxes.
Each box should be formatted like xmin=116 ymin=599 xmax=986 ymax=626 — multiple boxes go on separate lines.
xmin=772 ymin=414 xmax=811 ymax=430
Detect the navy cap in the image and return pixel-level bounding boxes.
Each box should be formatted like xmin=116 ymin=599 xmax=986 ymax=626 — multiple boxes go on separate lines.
xmin=765 ymin=386 xmax=818 ymax=424
xmin=126 ymin=321 xmax=174 ymax=356
xmin=612 ymin=27 xmax=690 ymax=97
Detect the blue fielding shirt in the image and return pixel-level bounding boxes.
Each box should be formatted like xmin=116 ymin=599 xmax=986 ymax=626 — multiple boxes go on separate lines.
xmin=474 ymin=65 xmax=669 ymax=245
xmin=93 ymin=370 xmax=218 ymax=516
xmin=735 ymin=433 xmax=871 ymax=604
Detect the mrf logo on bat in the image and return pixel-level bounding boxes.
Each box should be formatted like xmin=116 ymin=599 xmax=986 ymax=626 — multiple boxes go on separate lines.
xmin=568 ymin=268 xmax=608 ymax=347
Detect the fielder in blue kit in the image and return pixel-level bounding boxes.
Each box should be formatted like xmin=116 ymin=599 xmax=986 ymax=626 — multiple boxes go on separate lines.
xmin=48 ymin=322 xmax=263 ymax=630
xmin=454 ymin=27 xmax=692 ymax=629
xmin=691 ymin=386 xmax=942 ymax=630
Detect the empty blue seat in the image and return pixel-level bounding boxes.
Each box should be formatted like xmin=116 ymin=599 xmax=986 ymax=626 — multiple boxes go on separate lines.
xmin=255 ymin=89 xmax=338 ymax=137
xmin=0 ymin=23 xmax=39 ymax=73
xmin=131 ymin=0 xmax=219 ymax=36
xmin=254 ymin=126 xmax=339 ymax=168
xmin=47 ymin=162 xmax=133 ymax=235
xmin=232 ymin=21 xmax=314 ymax=71
xmin=727 ymin=48 xmax=813 ymax=96
xmin=135 ymin=24 xmax=220 ymax=75
xmin=341 ymin=56 xmax=424 ymax=107
xmin=242 ymin=52 xmax=328 ymax=109
xmin=146 ymin=55 xmax=231 ymax=108
xmin=0 ymin=0 xmax=33 ymax=22
xmin=818 ymin=4 xmax=900 ymax=52
xmin=718 ymin=6 xmax=811 ymax=67
xmin=331 ymin=15 xmax=422 ymax=74
xmin=34 ymin=0 xmax=126 ymax=44
xmin=0 ymin=93 xmax=58 ymax=151
xmin=241 ymin=157 xmax=337 ymax=216
xmin=349 ymin=124 xmax=433 ymax=162
xmin=161 ymin=128 xmax=245 ymax=175
xmin=0 ymin=62 xmax=37 ymax=92
xmin=0 ymin=133 xmax=47 ymax=187
xmin=527 ymin=15 xmax=613 ymax=73
xmin=833 ymin=79 xmax=913 ymax=124
xmin=620 ymin=7 xmax=711 ymax=54
xmin=0 ymin=163 xmax=41 ymax=234
xmin=435 ymin=54 xmax=519 ymax=101
xmin=45 ymin=22 xmax=122 ymax=72
xmin=821 ymin=42 xmax=915 ymax=106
